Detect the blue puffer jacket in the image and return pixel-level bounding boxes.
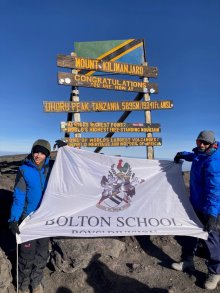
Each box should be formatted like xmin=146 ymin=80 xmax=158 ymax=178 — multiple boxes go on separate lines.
xmin=180 ymin=141 xmax=220 ymax=217
xmin=10 ymin=155 xmax=53 ymax=222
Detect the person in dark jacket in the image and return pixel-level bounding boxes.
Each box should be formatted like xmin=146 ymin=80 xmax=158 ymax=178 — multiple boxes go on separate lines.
xmin=9 ymin=139 xmax=53 ymax=293
xmin=172 ymin=130 xmax=220 ymax=290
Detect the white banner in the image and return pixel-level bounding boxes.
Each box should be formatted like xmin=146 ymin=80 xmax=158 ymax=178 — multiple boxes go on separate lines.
xmin=17 ymin=147 xmax=207 ymax=244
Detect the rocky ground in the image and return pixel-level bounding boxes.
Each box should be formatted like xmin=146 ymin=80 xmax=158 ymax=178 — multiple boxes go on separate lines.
xmin=0 ymin=154 xmax=219 ymax=293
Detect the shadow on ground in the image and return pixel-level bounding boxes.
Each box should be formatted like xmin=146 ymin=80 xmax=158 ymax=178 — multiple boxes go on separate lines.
xmin=0 ymin=189 xmax=13 ymax=229
xmin=56 ymin=287 xmax=73 ymax=293
xmin=84 ymin=254 xmax=167 ymax=293
xmin=136 ymin=235 xmax=174 ymax=269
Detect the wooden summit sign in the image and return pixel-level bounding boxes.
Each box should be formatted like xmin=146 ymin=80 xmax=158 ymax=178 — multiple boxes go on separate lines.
xmin=65 ymin=137 xmax=162 ymax=147
xmin=57 ymin=55 xmax=158 ymax=77
xmin=44 ymin=39 xmax=173 ymax=158
xmin=44 ymin=100 xmax=173 ymax=112
xmin=61 ymin=121 xmax=161 ymax=133
xmin=58 ymin=72 xmax=158 ymax=93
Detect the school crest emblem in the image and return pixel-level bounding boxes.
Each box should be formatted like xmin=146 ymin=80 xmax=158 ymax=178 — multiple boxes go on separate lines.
xmin=96 ymin=159 xmax=145 ymax=212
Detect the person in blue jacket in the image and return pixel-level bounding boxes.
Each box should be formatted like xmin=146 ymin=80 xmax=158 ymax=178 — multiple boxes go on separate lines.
xmin=9 ymin=139 xmax=53 ymax=293
xmin=172 ymin=130 xmax=220 ymax=290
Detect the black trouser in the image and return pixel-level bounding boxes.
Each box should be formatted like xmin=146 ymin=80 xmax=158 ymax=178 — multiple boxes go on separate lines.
xmin=180 ymin=235 xmax=198 ymax=261
xmin=18 ymin=238 xmax=49 ymax=291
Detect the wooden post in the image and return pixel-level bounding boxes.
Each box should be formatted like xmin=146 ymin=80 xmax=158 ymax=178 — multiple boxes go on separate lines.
xmin=143 ymin=62 xmax=154 ymax=159
xmin=64 ymin=52 xmax=81 ymax=140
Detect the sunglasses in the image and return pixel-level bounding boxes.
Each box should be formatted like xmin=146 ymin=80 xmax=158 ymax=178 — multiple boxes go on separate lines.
xmin=198 ymin=140 xmax=211 ymax=146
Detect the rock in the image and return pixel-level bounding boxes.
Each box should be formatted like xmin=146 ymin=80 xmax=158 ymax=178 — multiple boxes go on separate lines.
xmin=0 ymin=247 xmax=15 ymax=293
xmin=50 ymin=237 xmax=125 ymax=273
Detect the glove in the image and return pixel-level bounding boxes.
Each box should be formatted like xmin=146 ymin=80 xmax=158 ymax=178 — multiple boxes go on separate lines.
xmin=174 ymin=152 xmax=184 ymax=163
xmin=9 ymin=221 xmax=20 ymax=236
xmin=53 ymin=140 xmax=67 ymax=150
xmin=204 ymin=215 xmax=217 ymax=233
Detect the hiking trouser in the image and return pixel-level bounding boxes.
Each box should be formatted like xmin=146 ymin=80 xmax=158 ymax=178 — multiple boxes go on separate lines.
xmin=180 ymin=235 xmax=198 ymax=261
xmin=206 ymin=230 xmax=220 ymax=274
xmin=18 ymin=238 xmax=49 ymax=291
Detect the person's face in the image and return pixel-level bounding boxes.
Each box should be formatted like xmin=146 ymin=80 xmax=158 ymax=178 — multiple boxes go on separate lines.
xmin=196 ymin=139 xmax=211 ymax=152
xmin=33 ymin=152 xmax=46 ymax=165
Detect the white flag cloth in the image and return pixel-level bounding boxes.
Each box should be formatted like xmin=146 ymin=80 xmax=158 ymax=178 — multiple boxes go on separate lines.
xmin=17 ymin=147 xmax=207 ymax=244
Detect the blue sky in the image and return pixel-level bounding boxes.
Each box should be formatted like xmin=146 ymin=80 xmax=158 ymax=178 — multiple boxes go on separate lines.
xmin=0 ymin=0 xmax=220 ymax=160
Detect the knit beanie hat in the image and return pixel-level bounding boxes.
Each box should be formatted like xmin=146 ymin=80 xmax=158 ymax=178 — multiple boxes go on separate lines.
xmin=32 ymin=139 xmax=51 ymax=157
xmin=197 ymin=130 xmax=215 ymax=144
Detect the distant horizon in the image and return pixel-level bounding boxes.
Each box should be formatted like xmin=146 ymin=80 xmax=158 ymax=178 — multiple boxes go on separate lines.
xmin=0 ymin=150 xmax=191 ymax=171
xmin=0 ymin=149 xmax=172 ymax=159
xmin=0 ymin=151 xmax=27 ymax=156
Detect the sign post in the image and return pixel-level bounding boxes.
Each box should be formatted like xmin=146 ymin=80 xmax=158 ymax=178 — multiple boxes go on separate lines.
xmin=65 ymin=52 xmax=81 ymax=140
xmin=143 ymin=62 xmax=153 ymax=159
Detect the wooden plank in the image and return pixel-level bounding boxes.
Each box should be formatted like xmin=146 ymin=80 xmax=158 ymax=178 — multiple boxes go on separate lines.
xmin=65 ymin=137 xmax=162 ymax=147
xmin=60 ymin=121 xmax=161 ymax=133
xmin=58 ymin=72 xmax=158 ymax=93
xmin=57 ymin=55 xmax=158 ymax=78
xmin=43 ymin=100 xmax=173 ymax=112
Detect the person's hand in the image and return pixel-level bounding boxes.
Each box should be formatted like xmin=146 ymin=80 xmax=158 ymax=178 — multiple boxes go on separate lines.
xmin=174 ymin=152 xmax=184 ymax=163
xmin=204 ymin=215 xmax=217 ymax=233
xmin=53 ymin=140 xmax=67 ymax=150
xmin=9 ymin=221 xmax=20 ymax=235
